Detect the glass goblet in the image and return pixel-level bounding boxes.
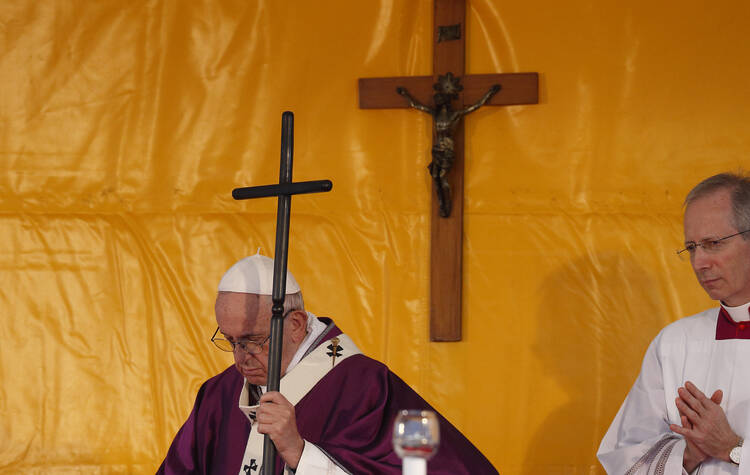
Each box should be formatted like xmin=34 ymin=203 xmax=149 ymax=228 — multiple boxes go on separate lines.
xmin=392 ymin=409 xmax=440 ymax=474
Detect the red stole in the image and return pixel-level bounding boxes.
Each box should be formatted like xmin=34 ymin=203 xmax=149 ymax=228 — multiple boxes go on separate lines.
xmin=715 ymin=306 xmax=750 ymax=339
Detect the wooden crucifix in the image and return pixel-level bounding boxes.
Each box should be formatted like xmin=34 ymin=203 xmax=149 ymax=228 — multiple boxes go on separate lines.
xmin=358 ymin=0 xmax=539 ymax=341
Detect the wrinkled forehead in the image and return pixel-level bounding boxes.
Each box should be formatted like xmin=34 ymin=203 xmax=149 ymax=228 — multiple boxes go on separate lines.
xmin=214 ymin=292 xmax=272 ymax=335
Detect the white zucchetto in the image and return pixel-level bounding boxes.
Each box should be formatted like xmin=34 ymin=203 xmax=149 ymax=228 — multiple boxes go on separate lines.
xmin=218 ymin=252 xmax=300 ymax=295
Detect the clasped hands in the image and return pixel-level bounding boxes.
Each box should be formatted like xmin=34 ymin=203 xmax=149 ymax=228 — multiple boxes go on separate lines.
xmin=669 ymin=381 xmax=741 ymax=472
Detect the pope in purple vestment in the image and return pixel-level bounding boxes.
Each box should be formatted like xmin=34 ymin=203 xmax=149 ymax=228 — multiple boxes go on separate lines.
xmin=158 ymin=254 xmax=497 ymax=474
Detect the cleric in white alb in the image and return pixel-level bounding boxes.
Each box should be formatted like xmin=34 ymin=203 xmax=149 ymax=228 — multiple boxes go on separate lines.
xmin=598 ymin=173 xmax=750 ymax=474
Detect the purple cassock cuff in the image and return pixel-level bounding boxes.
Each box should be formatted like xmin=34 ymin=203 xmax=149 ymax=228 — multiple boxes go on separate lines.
xmin=715 ymin=307 xmax=750 ymax=340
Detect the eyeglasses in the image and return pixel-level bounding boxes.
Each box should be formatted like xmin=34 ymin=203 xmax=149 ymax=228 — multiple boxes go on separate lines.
xmin=210 ymin=309 xmax=297 ymax=354
xmin=211 ymin=327 xmax=271 ymax=354
xmin=677 ymin=229 xmax=750 ymax=258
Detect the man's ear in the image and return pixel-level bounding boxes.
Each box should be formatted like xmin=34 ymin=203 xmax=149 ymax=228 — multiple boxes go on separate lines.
xmin=287 ymin=310 xmax=308 ymax=343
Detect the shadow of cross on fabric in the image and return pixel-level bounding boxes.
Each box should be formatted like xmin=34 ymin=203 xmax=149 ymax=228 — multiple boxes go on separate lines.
xmin=358 ymin=0 xmax=539 ymax=341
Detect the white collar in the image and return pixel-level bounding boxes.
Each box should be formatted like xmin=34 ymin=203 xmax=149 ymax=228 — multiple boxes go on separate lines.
xmin=721 ymin=301 xmax=750 ymax=322
xmin=285 ymin=311 xmax=327 ymax=372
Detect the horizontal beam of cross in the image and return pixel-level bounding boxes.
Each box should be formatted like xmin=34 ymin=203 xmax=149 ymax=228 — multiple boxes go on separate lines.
xmin=359 ymin=73 xmax=538 ymax=109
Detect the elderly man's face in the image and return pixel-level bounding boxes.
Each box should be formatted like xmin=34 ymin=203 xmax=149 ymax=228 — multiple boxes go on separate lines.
xmin=214 ymin=292 xmax=298 ymax=385
xmin=684 ymin=188 xmax=750 ymax=306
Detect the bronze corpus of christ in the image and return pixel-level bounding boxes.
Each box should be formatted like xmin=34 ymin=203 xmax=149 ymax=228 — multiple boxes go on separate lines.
xmin=397 ymin=72 xmax=500 ymax=218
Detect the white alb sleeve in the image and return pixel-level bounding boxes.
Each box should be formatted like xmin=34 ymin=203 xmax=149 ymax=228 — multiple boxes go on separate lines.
xmin=286 ymin=441 xmax=349 ymax=475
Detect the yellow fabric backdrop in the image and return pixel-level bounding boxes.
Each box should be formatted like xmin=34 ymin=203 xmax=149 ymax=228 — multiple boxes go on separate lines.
xmin=1 ymin=0 xmax=749 ymax=473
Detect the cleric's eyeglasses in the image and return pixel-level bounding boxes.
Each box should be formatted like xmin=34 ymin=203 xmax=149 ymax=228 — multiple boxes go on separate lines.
xmin=211 ymin=327 xmax=271 ymax=354
xmin=677 ymin=230 xmax=750 ymax=259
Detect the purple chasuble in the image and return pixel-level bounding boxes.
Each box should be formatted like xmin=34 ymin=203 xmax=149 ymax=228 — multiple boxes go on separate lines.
xmin=157 ymin=318 xmax=498 ymax=474
xmin=715 ymin=306 xmax=750 ymax=340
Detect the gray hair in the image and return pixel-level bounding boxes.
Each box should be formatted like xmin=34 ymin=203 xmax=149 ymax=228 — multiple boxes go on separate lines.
xmin=684 ymin=171 xmax=750 ymax=237
xmin=261 ymin=291 xmax=305 ymax=314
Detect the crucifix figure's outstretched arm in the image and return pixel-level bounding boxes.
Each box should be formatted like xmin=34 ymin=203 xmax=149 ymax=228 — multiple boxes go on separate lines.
xmin=459 ymin=84 xmax=501 ymax=116
xmin=396 ymin=87 xmax=434 ymax=114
